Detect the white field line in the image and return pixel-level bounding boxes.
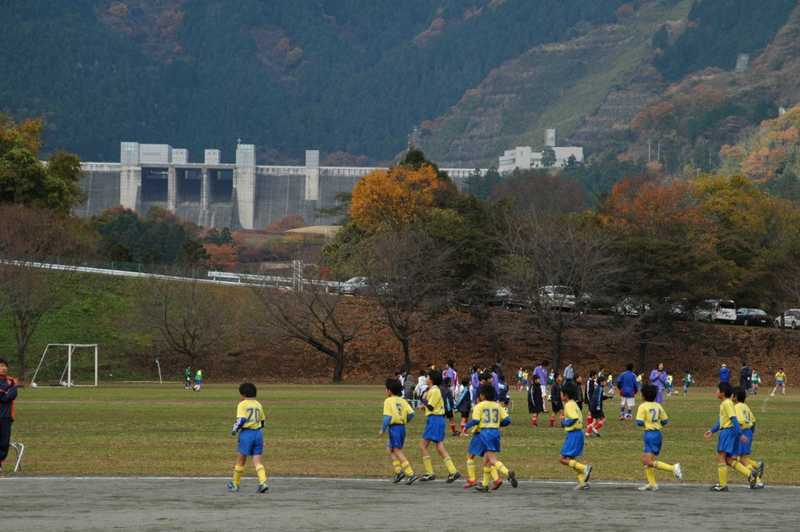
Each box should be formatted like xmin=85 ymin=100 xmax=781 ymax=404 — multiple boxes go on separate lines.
xmin=1 ymin=476 xmax=798 ymax=489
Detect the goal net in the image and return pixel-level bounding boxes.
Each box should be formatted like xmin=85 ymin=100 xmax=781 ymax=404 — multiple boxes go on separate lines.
xmin=30 ymin=344 xmax=99 ymax=388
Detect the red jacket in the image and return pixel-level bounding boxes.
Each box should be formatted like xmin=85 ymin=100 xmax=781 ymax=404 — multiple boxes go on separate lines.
xmin=0 ymin=376 xmax=17 ymax=421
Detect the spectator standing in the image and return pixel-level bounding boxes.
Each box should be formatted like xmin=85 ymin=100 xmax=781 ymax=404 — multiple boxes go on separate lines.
xmin=740 ymin=362 xmax=752 ymax=393
xmin=649 ymin=363 xmax=668 ymax=403
xmin=0 ymin=359 xmax=18 ymax=471
xmin=534 ymin=361 xmax=550 ymax=412
xmin=719 ymin=363 xmax=730 ymax=384
xmin=563 ymin=363 xmax=575 ymax=383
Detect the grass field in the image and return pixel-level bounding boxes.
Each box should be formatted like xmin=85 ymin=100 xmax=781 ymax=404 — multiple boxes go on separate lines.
xmin=9 ymin=384 xmax=800 ymax=484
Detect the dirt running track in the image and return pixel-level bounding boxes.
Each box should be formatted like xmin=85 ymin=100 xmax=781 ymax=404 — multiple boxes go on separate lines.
xmin=3 ymin=477 xmax=798 ymax=531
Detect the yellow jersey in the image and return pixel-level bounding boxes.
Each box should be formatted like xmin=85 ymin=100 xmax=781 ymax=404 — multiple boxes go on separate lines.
xmin=636 ymin=401 xmax=669 ymax=431
xmin=719 ymin=398 xmax=737 ymax=429
xmin=236 ymin=399 xmax=265 ymax=430
xmin=563 ymin=399 xmax=583 ymax=432
xmin=424 ymin=385 xmax=445 ymax=416
xmin=383 ymin=396 xmax=414 ymax=425
xmin=776 ymin=371 xmax=786 ymax=382
xmin=735 ymin=402 xmax=755 ymax=430
xmin=471 ymin=400 xmax=509 ymax=430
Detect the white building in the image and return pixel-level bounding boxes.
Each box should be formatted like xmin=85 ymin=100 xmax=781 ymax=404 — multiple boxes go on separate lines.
xmin=497 ymin=129 xmax=584 ymax=174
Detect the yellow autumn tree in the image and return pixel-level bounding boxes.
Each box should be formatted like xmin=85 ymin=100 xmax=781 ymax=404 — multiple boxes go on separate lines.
xmin=350 ymin=163 xmax=451 ymax=231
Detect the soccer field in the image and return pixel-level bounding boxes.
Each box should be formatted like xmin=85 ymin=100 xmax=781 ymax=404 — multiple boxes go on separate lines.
xmin=8 ymin=384 xmax=800 ymax=485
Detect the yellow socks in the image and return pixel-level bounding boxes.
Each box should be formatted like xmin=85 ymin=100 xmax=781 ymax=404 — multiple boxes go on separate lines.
xmin=568 ymin=459 xmax=586 ymax=473
xmin=732 ymin=460 xmax=751 ymax=478
xmin=466 ymin=459 xmax=476 ymax=482
xmin=718 ymin=464 xmax=728 ymax=487
xmin=495 ymin=461 xmax=509 ymax=477
xmin=443 ymin=456 xmax=457 ymax=475
xmin=490 ymin=466 xmax=500 ymax=482
xmin=645 ymin=466 xmax=657 ymax=486
xmin=392 ymin=460 xmax=402 ymax=474
xmin=654 ymin=461 xmax=674 ymax=473
xmin=401 ymin=461 xmax=414 ymax=476
xmin=255 ymin=464 xmax=268 ymax=484
xmin=232 ymin=465 xmax=245 ymax=486
xmin=423 ymin=456 xmax=434 ymax=476
xmin=482 ymin=466 xmax=491 ymax=488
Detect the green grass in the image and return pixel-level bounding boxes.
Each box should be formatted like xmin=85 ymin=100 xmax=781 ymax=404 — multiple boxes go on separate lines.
xmin=10 ymin=385 xmax=800 ymax=484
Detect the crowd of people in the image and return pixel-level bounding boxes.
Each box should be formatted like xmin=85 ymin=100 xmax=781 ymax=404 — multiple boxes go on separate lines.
xmin=377 ymin=359 xmax=786 ymax=492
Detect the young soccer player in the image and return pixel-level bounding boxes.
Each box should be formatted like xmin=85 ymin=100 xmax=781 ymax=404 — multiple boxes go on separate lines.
xmin=227 ymin=383 xmax=268 ymax=493
xmin=455 ymin=378 xmax=472 ymax=435
xmin=193 ymin=368 xmax=203 ymax=391
xmin=733 ymin=387 xmax=765 ymax=489
xmin=419 ymin=371 xmax=461 ymax=482
xmin=444 ymin=378 xmax=459 ymax=436
xmin=0 ymin=359 xmax=18 ymax=471
xmin=771 ymin=368 xmax=786 ymax=396
xmin=558 ymin=382 xmax=592 ymax=490
xmin=617 ymin=363 xmax=638 ymax=420
xmin=682 ymin=370 xmax=694 ymax=396
xmin=183 ymin=366 xmax=192 ymax=390
xmin=466 ymin=384 xmax=517 ymax=492
xmin=704 ymin=382 xmax=756 ymax=491
xmin=528 ymin=374 xmax=544 ymax=427
xmin=549 ymin=374 xmax=563 ymax=427
xmin=586 ymin=371 xmax=608 ymax=437
xmin=751 ymin=369 xmax=760 ymax=395
xmin=635 ymin=384 xmax=682 ymax=491
xmin=380 ymin=378 xmax=418 ymax=485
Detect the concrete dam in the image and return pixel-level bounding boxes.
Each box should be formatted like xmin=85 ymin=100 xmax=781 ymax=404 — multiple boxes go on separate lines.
xmin=76 ymin=142 xmax=483 ymax=230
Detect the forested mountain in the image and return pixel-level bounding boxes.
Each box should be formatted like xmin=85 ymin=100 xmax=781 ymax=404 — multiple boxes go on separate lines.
xmin=2 ymin=0 xmax=799 ymax=168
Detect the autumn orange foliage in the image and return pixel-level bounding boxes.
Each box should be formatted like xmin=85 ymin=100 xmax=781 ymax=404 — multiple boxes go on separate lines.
xmin=350 ymin=164 xmax=450 ymax=230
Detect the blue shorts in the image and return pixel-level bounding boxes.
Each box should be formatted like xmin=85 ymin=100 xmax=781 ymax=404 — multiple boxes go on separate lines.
xmin=643 ymin=431 xmax=662 ymax=455
xmin=195 ymin=380 xmax=203 ymax=386
xmin=478 ymin=428 xmax=501 ymax=454
xmin=561 ymin=430 xmax=584 ymax=458
xmin=739 ymin=428 xmax=753 ymax=456
xmin=237 ymin=429 xmax=264 ymax=456
xmin=386 ymin=424 xmax=406 ymax=450
xmin=717 ymin=428 xmax=739 ymax=456
xmin=468 ymin=432 xmax=486 ymax=457
xmin=422 ymin=415 xmax=445 ymax=443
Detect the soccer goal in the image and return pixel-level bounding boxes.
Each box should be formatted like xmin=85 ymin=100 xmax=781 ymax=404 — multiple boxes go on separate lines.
xmin=30 ymin=344 xmax=99 ymax=388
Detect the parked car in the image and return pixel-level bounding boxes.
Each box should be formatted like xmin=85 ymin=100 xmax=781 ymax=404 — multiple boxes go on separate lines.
xmin=339 ymin=276 xmax=369 ymax=295
xmin=735 ymin=308 xmax=772 ymax=327
xmin=539 ymin=285 xmax=576 ymax=311
xmin=614 ymin=297 xmax=650 ymax=317
xmin=694 ymin=299 xmax=737 ymax=323
xmin=775 ymin=309 xmax=800 ymax=329
xmin=493 ymin=287 xmax=530 ymax=310
xmin=667 ymin=299 xmax=690 ymax=320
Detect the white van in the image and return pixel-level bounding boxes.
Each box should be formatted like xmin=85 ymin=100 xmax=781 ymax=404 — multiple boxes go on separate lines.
xmin=695 ymin=299 xmax=736 ymax=323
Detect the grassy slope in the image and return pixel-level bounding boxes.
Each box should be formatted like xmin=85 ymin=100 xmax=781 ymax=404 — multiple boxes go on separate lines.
xmin=10 ymin=384 xmax=799 ymax=484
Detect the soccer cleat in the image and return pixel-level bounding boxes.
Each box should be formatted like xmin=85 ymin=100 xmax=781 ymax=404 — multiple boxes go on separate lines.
xmin=748 ymin=468 xmax=758 ymax=489
xmin=420 ymin=474 xmax=436 ymax=482
xmin=257 ymin=482 xmax=269 ymax=493
xmin=474 ymin=485 xmax=489 ymax=493
xmin=490 ymin=479 xmax=503 ymax=491
xmin=638 ymin=484 xmax=658 ymax=491
xmin=752 ymin=481 xmax=765 ymax=489
xmin=463 ymin=480 xmax=477 ymax=489
xmin=446 ymin=472 xmax=462 ymax=484
xmin=574 ymin=483 xmax=590 ymax=491
xmin=583 ymin=464 xmax=593 ymax=484
xmin=405 ymin=474 xmax=418 ymax=485
xmin=392 ymin=472 xmax=406 ymax=484
xmin=709 ymin=484 xmax=729 ymax=492
xmin=673 ymin=463 xmax=683 ymax=481
xmin=757 ymin=460 xmax=765 ymax=479
xmin=508 ymin=470 xmax=518 ymax=488
xmin=226 ymin=481 xmax=239 ymax=493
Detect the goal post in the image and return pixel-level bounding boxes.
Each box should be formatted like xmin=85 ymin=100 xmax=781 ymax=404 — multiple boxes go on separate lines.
xmin=30 ymin=344 xmax=99 ymax=388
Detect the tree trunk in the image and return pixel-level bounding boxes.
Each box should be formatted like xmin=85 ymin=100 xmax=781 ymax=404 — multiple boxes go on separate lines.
xmin=332 ymin=346 xmax=345 ymax=383
xmin=16 ymin=342 xmax=27 ymax=383
xmin=401 ymin=337 xmax=412 ymax=374
xmin=638 ymin=332 xmax=648 ymax=371
xmin=551 ymin=328 xmax=562 ymax=373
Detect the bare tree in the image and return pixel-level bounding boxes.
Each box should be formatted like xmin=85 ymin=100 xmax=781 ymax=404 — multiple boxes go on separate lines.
xmin=140 ymin=277 xmax=232 ymax=370
xmin=359 ymin=227 xmax=452 ymax=373
xmin=497 ymin=211 xmax=616 ymax=371
xmin=0 ymin=205 xmax=92 ymax=381
xmin=252 ymin=279 xmax=363 ymax=383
